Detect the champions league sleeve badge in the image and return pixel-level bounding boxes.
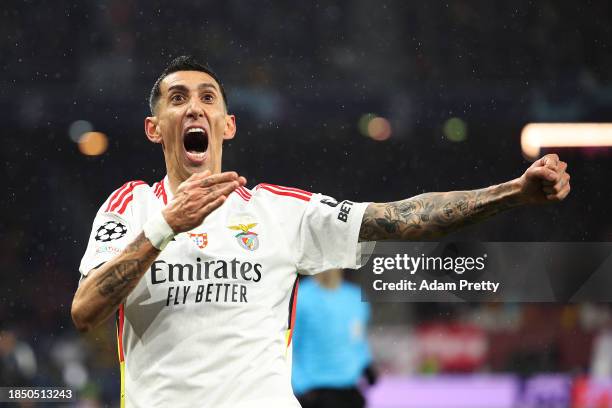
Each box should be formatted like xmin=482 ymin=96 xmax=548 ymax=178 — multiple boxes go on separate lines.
xmin=228 ymin=223 xmax=260 ymax=251
xmin=95 ymin=220 xmax=128 ymax=242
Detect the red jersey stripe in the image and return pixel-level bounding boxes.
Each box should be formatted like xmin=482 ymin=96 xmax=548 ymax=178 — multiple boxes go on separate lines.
xmin=238 ymin=186 xmax=252 ymax=198
xmin=159 ymin=179 xmax=168 ymax=205
xmin=105 ymin=182 xmax=132 ymax=212
xmin=258 ymin=183 xmax=312 ymax=197
xmin=152 ymin=182 xmax=160 ymax=197
xmin=109 ymin=181 xmax=145 ymax=212
xmin=234 ymin=188 xmax=249 ymax=201
xmin=117 ymin=304 xmax=125 ymax=362
xmin=116 ymin=194 xmax=134 ymax=215
xmin=258 ymin=185 xmax=311 ymax=202
xmin=256 ymin=184 xmax=312 ymax=201
xmin=109 ymin=183 xmax=136 ymax=211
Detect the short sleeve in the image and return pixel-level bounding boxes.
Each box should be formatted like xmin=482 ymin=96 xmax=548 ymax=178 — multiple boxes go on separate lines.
xmin=78 ymin=182 xmax=144 ymax=277
xmin=296 ymin=194 xmax=374 ymax=275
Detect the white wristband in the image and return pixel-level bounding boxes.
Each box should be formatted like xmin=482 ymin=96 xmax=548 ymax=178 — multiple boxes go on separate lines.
xmin=143 ymin=211 xmax=175 ymax=250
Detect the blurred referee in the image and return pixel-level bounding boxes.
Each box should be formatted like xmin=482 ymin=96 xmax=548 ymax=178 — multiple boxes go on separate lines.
xmin=292 ymin=269 xmax=376 ymax=408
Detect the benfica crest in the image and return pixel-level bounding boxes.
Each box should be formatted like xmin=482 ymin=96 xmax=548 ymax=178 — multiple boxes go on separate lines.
xmin=188 ymin=232 xmax=208 ymax=249
xmin=228 ymin=223 xmax=259 ymax=251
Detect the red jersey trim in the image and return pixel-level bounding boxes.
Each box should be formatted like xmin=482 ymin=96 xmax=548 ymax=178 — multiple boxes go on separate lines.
xmin=239 ymin=186 xmax=252 ymax=198
xmin=234 ymin=186 xmax=252 ymax=202
xmin=160 ymin=179 xmax=168 ymax=205
xmin=256 ymin=183 xmax=312 ymax=202
xmin=116 ymin=304 xmax=125 ymax=362
xmin=153 ymin=178 xmax=168 ymax=205
xmin=105 ymin=181 xmax=146 ymax=214
xmin=259 ymin=183 xmax=312 ymax=197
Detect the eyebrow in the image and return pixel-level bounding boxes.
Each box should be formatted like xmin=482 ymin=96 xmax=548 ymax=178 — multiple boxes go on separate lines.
xmin=167 ymin=83 xmax=219 ymax=95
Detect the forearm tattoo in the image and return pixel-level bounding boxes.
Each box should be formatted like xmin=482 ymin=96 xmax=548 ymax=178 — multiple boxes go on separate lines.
xmin=95 ymin=232 xmax=157 ymax=305
xmin=359 ymin=182 xmax=521 ymax=241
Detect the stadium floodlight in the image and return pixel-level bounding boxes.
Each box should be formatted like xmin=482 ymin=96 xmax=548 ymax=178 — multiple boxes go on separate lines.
xmin=521 ymin=123 xmax=612 ymax=160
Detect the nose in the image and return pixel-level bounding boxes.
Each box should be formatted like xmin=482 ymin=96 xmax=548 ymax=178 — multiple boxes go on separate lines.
xmin=185 ymin=97 xmax=204 ymax=120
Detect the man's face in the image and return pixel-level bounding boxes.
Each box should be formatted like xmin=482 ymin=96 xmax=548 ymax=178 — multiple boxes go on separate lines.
xmin=145 ymin=70 xmax=236 ymax=181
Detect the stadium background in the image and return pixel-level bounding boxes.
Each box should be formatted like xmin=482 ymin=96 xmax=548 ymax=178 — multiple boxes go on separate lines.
xmin=2 ymin=0 xmax=612 ymax=406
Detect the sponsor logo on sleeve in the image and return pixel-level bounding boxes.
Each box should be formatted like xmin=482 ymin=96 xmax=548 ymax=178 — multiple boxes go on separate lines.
xmin=95 ymin=221 xmax=128 ymax=242
xmin=95 ymin=245 xmax=122 ymax=256
xmin=228 ymin=223 xmax=259 ymax=251
xmin=320 ymin=197 xmax=339 ymax=207
xmin=321 ymin=197 xmax=354 ymax=222
xmin=337 ymin=200 xmax=354 ymax=222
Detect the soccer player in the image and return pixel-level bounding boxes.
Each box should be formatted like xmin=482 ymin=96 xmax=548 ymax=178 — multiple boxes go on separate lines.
xmin=71 ymin=56 xmax=570 ymax=407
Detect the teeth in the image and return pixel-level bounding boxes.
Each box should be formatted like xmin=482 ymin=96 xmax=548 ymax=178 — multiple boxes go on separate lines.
xmin=187 ymin=128 xmax=205 ymax=133
xmin=186 ymin=151 xmax=206 ymax=160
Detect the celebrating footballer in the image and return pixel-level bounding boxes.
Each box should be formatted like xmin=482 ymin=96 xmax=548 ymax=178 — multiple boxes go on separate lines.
xmin=71 ymin=56 xmax=570 ymax=407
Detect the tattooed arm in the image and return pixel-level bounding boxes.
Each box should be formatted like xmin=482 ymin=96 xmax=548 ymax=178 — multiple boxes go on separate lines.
xmin=359 ymin=154 xmax=571 ymax=241
xmin=359 ymin=182 xmax=521 ymax=241
xmin=71 ymin=233 xmax=160 ymax=332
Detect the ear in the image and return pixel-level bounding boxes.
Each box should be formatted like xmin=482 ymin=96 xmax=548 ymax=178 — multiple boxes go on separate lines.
xmin=145 ymin=116 xmax=162 ymax=144
xmin=223 ymin=114 xmax=236 ymax=140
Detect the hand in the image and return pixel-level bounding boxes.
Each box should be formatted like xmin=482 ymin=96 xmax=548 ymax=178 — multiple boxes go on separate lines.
xmin=516 ymin=154 xmax=570 ymax=205
xmin=162 ymin=171 xmax=247 ymax=233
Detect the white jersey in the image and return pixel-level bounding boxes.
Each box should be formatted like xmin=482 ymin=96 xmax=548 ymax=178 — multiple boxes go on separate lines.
xmin=79 ymin=176 xmax=371 ymax=408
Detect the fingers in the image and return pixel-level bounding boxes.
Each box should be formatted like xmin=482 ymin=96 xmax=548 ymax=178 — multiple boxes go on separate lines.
xmin=533 ymin=154 xmax=568 ymax=182
xmin=539 ymin=153 xmax=559 ymax=168
xmin=201 ymin=180 xmax=241 ymax=199
xmin=191 ymin=183 xmax=237 ymax=219
xmin=181 ymin=171 xmax=247 ymax=192
xmin=529 ymin=166 xmax=558 ymax=183
xmin=541 ymin=160 xmax=567 ymax=186
xmin=200 ymin=171 xmax=240 ymax=187
xmin=185 ymin=171 xmax=240 ymax=188
xmin=546 ymin=181 xmax=570 ymax=201
xmin=200 ymin=195 xmax=227 ymax=217
xmin=543 ymin=172 xmax=570 ymax=195
xmin=167 ymin=170 xmax=247 ymax=233
xmin=520 ymin=154 xmax=571 ymax=205
xmin=182 ymin=170 xmax=246 ymax=202
xmin=541 ymin=171 xmax=570 ymax=202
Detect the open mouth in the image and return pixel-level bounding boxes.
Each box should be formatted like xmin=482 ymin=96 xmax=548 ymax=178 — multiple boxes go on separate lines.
xmin=183 ymin=127 xmax=209 ymax=162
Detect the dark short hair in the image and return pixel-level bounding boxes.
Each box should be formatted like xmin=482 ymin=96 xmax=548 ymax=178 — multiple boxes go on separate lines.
xmin=149 ymin=55 xmax=228 ymax=114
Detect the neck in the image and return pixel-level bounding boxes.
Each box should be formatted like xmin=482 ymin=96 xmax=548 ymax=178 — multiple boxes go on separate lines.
xmin=166 ymin=167 xmax=184 ymax=196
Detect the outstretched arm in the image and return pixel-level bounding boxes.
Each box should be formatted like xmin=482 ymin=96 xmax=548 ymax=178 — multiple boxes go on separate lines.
xmin=359 ymin=154 xmax=570 ymax=241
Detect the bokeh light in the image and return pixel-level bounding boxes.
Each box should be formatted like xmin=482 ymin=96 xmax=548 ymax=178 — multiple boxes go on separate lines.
xmin=443 ymin=117 xmax=467 ymax=142
xmin=68 ymin=120 xmax=94 ymax=142
xmin=78 ymin=131 xmax=108 ymax=156
xmin=358 ymin=113 xmax=392 ymax=141
xmin=367 ymin=117 xmax=392 ymax=141
xmin=521 ymin=123 xmax=612 ymax=161
xmin=358 ymin=113 xmax=377 ymax=137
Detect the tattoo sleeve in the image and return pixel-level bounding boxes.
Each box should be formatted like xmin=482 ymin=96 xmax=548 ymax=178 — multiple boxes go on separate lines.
xmin=72 ymin=232 xmax=160 ymax=331
xmin=359 ymin=181 xmax=522 ymax=241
